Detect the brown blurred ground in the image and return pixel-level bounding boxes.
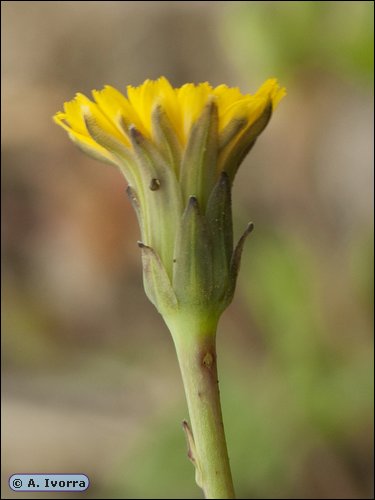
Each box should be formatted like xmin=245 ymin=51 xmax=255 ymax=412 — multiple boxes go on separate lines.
xmin=2 ymin=1 xmax=374 ymax=499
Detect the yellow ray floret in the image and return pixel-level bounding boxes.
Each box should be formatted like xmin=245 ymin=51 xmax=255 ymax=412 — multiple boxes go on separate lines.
xmin=54 ymin=77 xmax=286 ymax=157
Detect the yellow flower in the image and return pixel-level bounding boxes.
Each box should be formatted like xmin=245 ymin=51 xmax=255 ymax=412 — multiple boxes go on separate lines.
xmin=54 ymin=76 xmax=285 ymax=167
xmin=54 ymin=77 xmax=285 ymax=317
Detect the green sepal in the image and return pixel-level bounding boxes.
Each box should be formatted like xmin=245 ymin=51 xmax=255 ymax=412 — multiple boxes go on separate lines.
xmin=128 ymin=126 xmax=182 ymax=276
xmin=138 ymin=241 xmax=178 ymax=314
xmin=179 ymin=100 xmax=218 ymax=211
xmin=224 ymin=222 xmax=254 ymax=306
xmin=126 ymin=185 xmax=146 ymax=240
xmin=218 ymin=117 xmax=247 ymax=150
xmin=128 ymin=126 xmax=161 ymax=182
xmin=151 ymin=105 xmax=182 ymax=176
xmin=84 ymin=114 xmax=140 ymax=188
xmin=219 ymin=103 xmax=272 ymax=181
xmin=205 ymin=172 xmax=233 ymax=302
xmin=68 ymin=132 xmax=118 ymax=167
xmin=173 ymin=197 xmax=213 ymax=307
xmin=126 ymin=185 xmax=141 ymax=219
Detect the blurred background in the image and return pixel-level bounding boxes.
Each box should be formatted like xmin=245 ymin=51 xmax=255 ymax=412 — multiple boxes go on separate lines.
xmin=2 ymin=1 xmax=373 ymax=498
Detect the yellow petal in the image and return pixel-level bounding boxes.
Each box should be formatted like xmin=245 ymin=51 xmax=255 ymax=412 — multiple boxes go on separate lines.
xmin=54 ymin=77 xmax=286 ymax=158
xmin=254 ymin=78 xmax=287 ymax=109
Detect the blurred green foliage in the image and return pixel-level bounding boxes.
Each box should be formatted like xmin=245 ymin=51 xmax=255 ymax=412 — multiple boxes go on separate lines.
xmin=222 ymin=1 xmax=374 ymax=83
xmin=241 ymin=228 xmax=373 ymax=434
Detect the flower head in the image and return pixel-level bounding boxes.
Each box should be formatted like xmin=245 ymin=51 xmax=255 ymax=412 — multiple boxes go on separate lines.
xmin=54 ymin=77 xmax=284 ymax=173
xmin=54 ymin=77 xmax=285 ymax=322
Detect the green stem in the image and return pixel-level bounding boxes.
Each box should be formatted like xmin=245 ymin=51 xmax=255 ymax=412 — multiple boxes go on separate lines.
xmin=169 ymin=320 xmax=235 ymax=499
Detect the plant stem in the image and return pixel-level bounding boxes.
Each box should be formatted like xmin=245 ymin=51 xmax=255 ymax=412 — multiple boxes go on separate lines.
xmin=170 ymin=321 xmax=235 ymax=499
